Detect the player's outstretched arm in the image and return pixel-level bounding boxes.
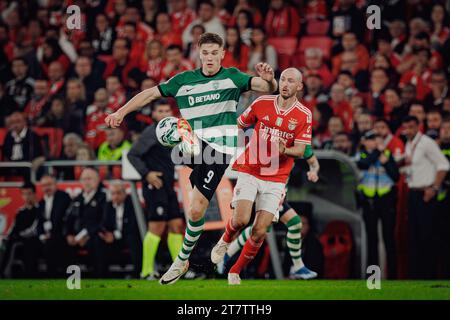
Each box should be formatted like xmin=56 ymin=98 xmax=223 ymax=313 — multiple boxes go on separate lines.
xmin=251 ymin=62 xmax=278 ymax=93
xmin=105 ymin=86 xmax=162 ymax=128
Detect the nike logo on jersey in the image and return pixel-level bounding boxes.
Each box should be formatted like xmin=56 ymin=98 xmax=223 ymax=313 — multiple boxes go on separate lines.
xmin=203 ymin=184 xmax=211 ymax=191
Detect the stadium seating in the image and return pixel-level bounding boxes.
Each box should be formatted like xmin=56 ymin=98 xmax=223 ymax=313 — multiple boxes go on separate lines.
xmin=306 ymin=20 xmax=330 ymax=36
xmin=267 ymin=37 xmax=298 ymax=70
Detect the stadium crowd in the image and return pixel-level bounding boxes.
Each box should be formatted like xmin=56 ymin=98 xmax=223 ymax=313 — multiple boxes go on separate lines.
xmin=1 ymin=0 xmax=450 ymax=280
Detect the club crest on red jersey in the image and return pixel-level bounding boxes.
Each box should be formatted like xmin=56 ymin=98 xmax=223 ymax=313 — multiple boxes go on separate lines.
xmin=288 ymin=118 xmax=298 ymax=130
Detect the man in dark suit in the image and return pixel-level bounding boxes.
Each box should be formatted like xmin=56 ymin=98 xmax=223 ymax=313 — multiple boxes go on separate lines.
xmin=63 ymin=167 xmax=107 ymax=277
xmin=0 ymin=182 xmax=41 ymax=278
xmin=37 ymin=175 xmax=72 ymax=277
xmin=99 ymin=181 xmax=142 ymax=278
xmin=1 ymin=111 xmax=45 ymax=180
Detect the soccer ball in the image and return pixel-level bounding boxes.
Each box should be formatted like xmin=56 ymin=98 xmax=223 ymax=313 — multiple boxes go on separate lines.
xmin=156 ymin=116 xmax=181 ymax=147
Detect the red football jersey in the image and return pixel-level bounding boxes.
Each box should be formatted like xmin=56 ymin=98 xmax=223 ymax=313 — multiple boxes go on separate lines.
xmin=233 ymin=95 xmax=312 ymax=183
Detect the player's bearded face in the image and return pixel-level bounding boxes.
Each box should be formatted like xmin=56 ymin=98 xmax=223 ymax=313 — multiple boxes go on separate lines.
xmin=199 ymin=43 xmax=224 ymax=74
xmin=279 ymin=71 xmax=302 ymax=99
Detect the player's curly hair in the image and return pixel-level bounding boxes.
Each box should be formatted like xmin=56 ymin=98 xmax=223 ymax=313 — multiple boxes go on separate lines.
xmin=198 ymin=32 xmax=224 ymax=48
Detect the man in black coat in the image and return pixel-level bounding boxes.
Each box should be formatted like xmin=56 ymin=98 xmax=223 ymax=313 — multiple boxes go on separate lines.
xmin=63 ymin=167 xmax=107 ymax=277
xmin=0 ymin=182 xmax=41 ymax=278
xmin=99 ymin=181 xmax=142 ymax=278
xmin=1 ymin=111 xmax=44 ymax=180
xmin=37 ymin=175 xmax=72 ymax=277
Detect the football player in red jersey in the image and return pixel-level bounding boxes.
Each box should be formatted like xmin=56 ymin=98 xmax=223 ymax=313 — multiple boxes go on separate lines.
xmin=211 ymin=68 xmax=314 ymax=284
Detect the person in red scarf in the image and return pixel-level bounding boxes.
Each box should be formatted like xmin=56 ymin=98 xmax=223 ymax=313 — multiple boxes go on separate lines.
xmin=222 ymin=26 xmax=249 ymax=72
xmin=25 ymin=79 xmax=51 ymax=124
xmin=47 ymin=61 xmax=66 ymax=99
xmin=39 ymin=38 xmax=71 ymax=77
xmin=264 ymin=0 xmax=300 ymax=38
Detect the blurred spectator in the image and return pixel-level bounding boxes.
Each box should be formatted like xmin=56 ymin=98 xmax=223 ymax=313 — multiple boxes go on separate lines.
xmin=57 ymin=133 xmax=83 ymax=180
xmin=140 ymin=39 xmax=164 ymax=82
xmin=5 ymin=57 xmax=35 ymax=111
xmin=103 ymin=38 xmax=139 ymax=85
xmin=373 ymin=118 xmax=405 ymax=161
xmin=91 ymin=13 xmax=116 ymax=56
xmin=408 ymin=103 xmax=427 ymax=133
xmin=115 ymin=5 xmax=154 ymax=44
xmin=337 ymin=71 xmax=357 ymax=99
xmin=399 ymin=47 xmax=432 ymax=101
xmin=430 ymin=3 xmax=450 ymax=47
xmin=37 ymin=175 xmax=71 ymax=277
xmin=437 ymin=117 xmax=450 ymax=278
xmin=321 ymin=116 xmax=345 ymax=149
xmin=0 ymin=82 xmax=16 ymax=126
xmin=64 ymin=168 xmax=108 ymax=277
xmin=328 ymin=83 xmax=353 ymax=132
xmin=38 ymin=38 xmax=70 ymax=77
xmin=352 ymin=111 xmax=373 ymax=147
xmin=332 ymin=131 xmax=354 ymax=156
xmin=1 ymin=112 xmax=44 ymax=180
xmin=170 ymin=0 xmax=197 ymax=35
xmin=122 ymin=22 xmax=147 ymax=63
xmin=388 ymin=20 xmax=407 ymax=55
xmin=329 ymin=0 xmax=365 ymax=41
xmin=369 ymin=68 xmax=390 ymax=118
xmin=384 ymin=88 xmax=407 ymax=134
xmin=160 ymin=45 xmax=193 ymax=82
xmin=213 ymin=0 xmax=232 ymax=26
xmin=265 ymin=0 xmax=300 ymax=38
xmin=231 ymin=0 xmax=263 ymax=27
xmin=65 ymin=78 xmax=88 ymax=136
xmin=223 ymin=26 xmax=249 ymax=71
xmin=36 ymin=95 xmax=71 ymax=133
xmin=236 ymin=9 xmax=253 ymax=46
xmin=403 ymin=116 xmax=449 ymax=279
xmin=182 ymin=0 xmax=226 ymax=47
xmin=185 ymin=24 xmax=206 ymax=69
xmin=141 ymin=0 xmax=162 ymax=28
xmin=248 ymin=27 xmax=277 ymax=74
xmin=47 ymin=61 xmax=66 ymax=98
xmin=356 ymin=130 xmax=399 ymax=279
xmin=24 ymin=78 xmax=51 ymax=124
xmin=155 ymin=12 xmax=182 ymax=48
xmin=425 ymin=109 xmax=443 ymax=140
xmin=106 ymin=75 xmax=126 ymax=112
xmin=302 ymin=74 xmax=328 ymax=117
xmin=332 ymin=32 xmax=369 ymax=78
xmin=97 ymin=127 xmax=131 ymax=161
xmin=0 ymin=183 xmax=41 ymax=278
xmin=74 ymin=56 xmax=105 ymax=104
xmin=85 ymin=88 xmax=111 ymax=150
xmin=99 ymin=181 xmax=142 ymax=278
xmin=298 ymin=48 xmax=333 ymax=89
xmin=424 ymin=70 xmax=448 ymax=110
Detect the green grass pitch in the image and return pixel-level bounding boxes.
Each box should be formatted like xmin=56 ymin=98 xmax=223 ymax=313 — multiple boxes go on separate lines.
xmin=1 ymin=279 xmax=450 ymax=300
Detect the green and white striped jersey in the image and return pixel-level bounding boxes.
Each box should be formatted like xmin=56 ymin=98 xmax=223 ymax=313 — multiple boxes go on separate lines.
xmin=158 ymin=67 xmax=253 ymax=155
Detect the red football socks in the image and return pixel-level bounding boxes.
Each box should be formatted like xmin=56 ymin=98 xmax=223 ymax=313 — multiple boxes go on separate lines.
xmin=229 ymin=237 xmax=264 ymax=274
xmin=223 ymin=218 xmax=238 ymax=243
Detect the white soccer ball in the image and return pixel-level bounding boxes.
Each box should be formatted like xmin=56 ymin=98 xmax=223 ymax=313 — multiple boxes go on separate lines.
xmin=156 ymin=116 xmax=181 ymax=147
